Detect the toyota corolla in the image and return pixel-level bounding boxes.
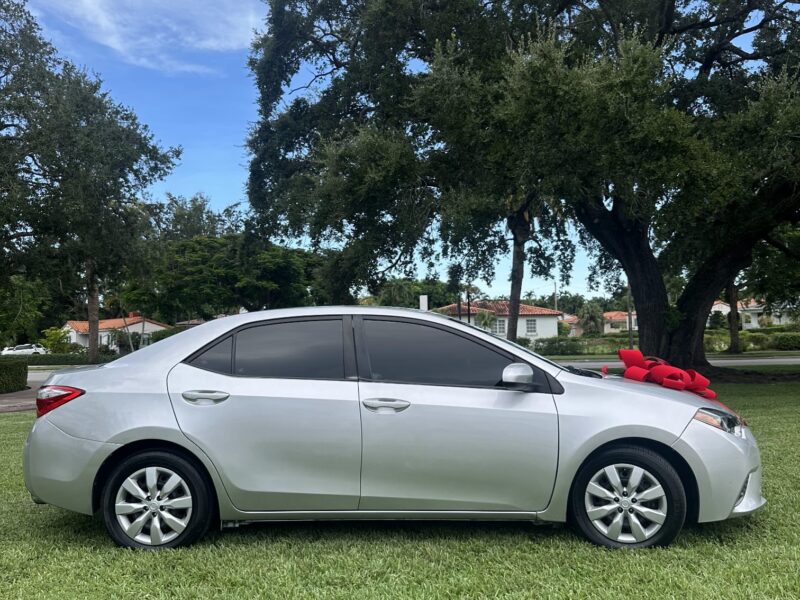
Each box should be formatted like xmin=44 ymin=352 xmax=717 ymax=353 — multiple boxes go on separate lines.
xmin=23 ymin=307 xmax=765 ymax=549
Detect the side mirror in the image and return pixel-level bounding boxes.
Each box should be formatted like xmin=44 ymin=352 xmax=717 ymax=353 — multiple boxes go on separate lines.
xmin=501 ymin=363 xmax=541 ymax=392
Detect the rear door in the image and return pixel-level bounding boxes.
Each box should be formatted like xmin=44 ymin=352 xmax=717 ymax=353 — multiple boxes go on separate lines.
xmin=355 ymin=317 xmax=559 ymax=512
xmin=167 ymin=316 xmax=362 ymax=511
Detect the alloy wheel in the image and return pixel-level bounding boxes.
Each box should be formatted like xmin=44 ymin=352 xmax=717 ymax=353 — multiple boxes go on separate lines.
xmin=114 ymin=466 xmax=193 ymax=546
xmin=584 ymin=463 xmax=668 ymax=544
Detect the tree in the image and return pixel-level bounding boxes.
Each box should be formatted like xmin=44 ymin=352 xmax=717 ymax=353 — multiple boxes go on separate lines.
xmin=249 ymin=2 xmax=799 ymax=359
xmin=578 ymin=301 xmax=605 ymax=337
xmin=247 ymin=1 xmax=575 ymax=342
xmin=474 ymin=310 xmax=496 ymax=331
xmin=428 ymin=33 xmax=799 ymax=366
xmin=26 ymin=67 xmax=178 ymax=362
xmin=38 ymin=327 xmax=71 ymax=353
xmin=0 ymin=275 xmax=48 ymax=344
xmin=1 ymin=2 xmax=179 ymax=362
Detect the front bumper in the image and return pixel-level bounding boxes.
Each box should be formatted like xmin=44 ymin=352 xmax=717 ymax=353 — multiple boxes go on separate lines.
xmin=23 ymin=416 xmax=119 ymax=515
xmin=673 ymin=420 xmax=766 ymax=522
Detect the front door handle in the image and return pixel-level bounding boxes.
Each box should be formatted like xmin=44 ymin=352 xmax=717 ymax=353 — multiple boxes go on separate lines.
xmin=362 ymin=398 xmax=411 ymax=413
xmin=181 ymin=390 xmax=229 ymax=405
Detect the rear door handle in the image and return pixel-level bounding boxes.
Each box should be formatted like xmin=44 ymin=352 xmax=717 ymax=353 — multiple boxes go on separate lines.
xmin=362 ymin=398 xmax=411 ymax=412
xmin=181 ymin=390 xmax=229 ymax=405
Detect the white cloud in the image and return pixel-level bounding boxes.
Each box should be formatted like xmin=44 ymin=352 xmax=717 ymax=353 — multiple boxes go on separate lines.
xmin=29 ymin=0 xmax=265 ymax=73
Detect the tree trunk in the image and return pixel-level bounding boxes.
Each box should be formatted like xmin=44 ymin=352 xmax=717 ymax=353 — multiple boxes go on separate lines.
xmin=572 ymin=200 xmax=670 ymax=356
xmin=726 ymin=281 xmax=741 ymax=354
xmin=665 ymin=258 xmax=750 ymax=368
xmin=506 ymin=209 xmax=530 ymax=342
xmin=86 ymin=260 xmax=100 ymax=364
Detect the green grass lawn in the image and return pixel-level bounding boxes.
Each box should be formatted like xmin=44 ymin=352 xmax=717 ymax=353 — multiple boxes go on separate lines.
xmin=1 ymin=383 xmax=799 ymax=599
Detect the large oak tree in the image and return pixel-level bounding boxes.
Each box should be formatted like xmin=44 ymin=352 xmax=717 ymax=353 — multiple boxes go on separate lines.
xmin=246 ymin=1 xmax=797 ymax=362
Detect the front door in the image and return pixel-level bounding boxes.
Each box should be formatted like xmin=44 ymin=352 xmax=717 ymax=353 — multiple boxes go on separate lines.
xmin=167 ymin=317 xmax=362 ymax=511
xmin=355 ymin=317 xmax=559 ymax=512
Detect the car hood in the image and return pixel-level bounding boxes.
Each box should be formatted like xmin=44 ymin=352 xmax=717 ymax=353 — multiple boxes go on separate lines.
xmin=556 ymin=372 xmax=732 ymax=414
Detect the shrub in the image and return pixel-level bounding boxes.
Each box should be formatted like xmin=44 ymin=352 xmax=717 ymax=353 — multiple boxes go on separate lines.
xmin=150 ymin=326 xmax=189 ymax=344
xmin=0 ymin=359 xmax=27 ymax=394
xmin=703 ymin=333 xmax=730 ymax=353
xmin=0 ymin=353 xmax=116 ymax=366
xmin=557 ymin=321 xmax=571 ymax=338
xmin=741 ymin=332 xmax=769 ymax=351
xmin=533 ymin=337 xmax=583 ymax=356
xmin=771 ymin=333 xmax=800 ymax=351
xmin=515 ymin=336 xmax=532 ymax=348
xmin=38 ymin=327 xmax=73 ymax=353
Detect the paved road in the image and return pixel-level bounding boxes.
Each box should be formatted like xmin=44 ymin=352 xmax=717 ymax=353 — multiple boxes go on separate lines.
xmin=0 ymin=369 xmax=51 ymax=413
xmin=560 ymin=357 xmax=800 ymax=369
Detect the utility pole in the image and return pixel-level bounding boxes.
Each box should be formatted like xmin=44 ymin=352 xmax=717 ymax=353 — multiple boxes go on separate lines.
xmin=626 ymin=282 xmax=634 ymax=349
xmin=554 ymin=280 xmax=558 ymax=312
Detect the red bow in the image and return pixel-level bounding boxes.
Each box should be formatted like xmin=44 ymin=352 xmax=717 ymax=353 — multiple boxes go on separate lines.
xmin=618 ymin=349 xmax=717 ymax=400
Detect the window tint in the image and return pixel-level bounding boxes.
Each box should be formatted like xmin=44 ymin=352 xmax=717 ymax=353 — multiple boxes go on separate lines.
xmin=190 ymin=336 xmax=232 ymax=374
xmin=363 ymin=319 xmax=513 ymax=387
xmin=235 ymin=320 xmax=344 ymax=379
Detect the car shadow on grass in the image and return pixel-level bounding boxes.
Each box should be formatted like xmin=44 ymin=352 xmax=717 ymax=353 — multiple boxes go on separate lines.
xmin=25 ymin=506 xmax=764 ymax=550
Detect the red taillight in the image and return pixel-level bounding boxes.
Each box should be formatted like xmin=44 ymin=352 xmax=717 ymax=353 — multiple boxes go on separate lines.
xmin=36 ymin=385 xmax=84 ymax=417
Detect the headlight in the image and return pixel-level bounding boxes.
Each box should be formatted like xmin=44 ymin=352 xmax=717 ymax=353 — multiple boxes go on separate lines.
xmin=693 ymin=407 xmax=744 ymax=436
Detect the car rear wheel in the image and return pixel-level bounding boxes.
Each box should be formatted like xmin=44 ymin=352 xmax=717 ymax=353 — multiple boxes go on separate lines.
xmin=101 ymin=450 xmax=213 ymax=549
xmin=570 ymin=446 xmax=686 ymax=548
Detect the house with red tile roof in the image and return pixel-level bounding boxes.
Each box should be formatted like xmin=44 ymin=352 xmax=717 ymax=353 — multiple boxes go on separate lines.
xmin=63 ymin=312 xmax=169 ymax=351
xmin=436 ymin=300 xmax=561 ymax=339
xmin=603 ymin=310 xmax=637 ymax=334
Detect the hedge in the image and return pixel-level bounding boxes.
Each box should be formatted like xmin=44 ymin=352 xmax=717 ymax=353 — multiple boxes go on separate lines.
xmin=0 ymin=359 xmax=27 ymax=394
xmin=0 ymin=353 xmax=116 ymax=366
xmin=771 ymin=332 xmax=800 ymax=351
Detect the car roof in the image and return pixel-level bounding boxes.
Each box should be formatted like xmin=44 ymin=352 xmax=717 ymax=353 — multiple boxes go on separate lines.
xmin=109 ymin=305 xmax=562 ymax=377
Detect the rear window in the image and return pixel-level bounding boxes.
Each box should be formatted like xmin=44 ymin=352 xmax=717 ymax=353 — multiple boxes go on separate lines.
xmin=189 ymin=337 xmax=232 ymax=374
xmin=234 ymin=320 xmax=344 ymax=379
xmin=187 ymin=319 xmax=345 ymax=380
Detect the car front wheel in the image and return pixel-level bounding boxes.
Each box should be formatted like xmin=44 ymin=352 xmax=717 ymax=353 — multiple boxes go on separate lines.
xmin=100 ymin=450 xmax=213 ymax=549
xmin=570 ymin=446 xmax=686 ymax=548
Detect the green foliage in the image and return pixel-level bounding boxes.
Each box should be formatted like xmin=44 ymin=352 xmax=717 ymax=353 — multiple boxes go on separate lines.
xmin=771 ymin=333 xmax=800 ymax=351
xmin=0 ymin=358 xmax=26 ymax=393
xmin=0 ymin=352 xmax=114 ymax=366
xmin=150 ymin=326 xmax=187 ymax=344
xmin=474 ymin=310 xmax=496 ymax=331
xmin=514 ymin=337 xmax=531 ymax=349
xmin=578 ymin=301 xmax=605 ymax=336
xmin=0 ymin=276 xmax=48 ymax=345
xmin=532 ymin=337 xmax=583 ymax=356
xmin=741 ymin=332 xmax=770 ymax=351
xmin=707 ymin=312 xmax=727 ymax=330
xmin=37 ymin=327 xmax=71 ymax=353
xmin=376 ymin=278 xmax=458 ymax=309
xmin=557 ymin=321 xmax=571 ymax=338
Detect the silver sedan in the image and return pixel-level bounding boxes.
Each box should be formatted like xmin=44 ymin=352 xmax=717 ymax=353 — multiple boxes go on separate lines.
xmin=23 ymin=307 xmax=765 ymax=549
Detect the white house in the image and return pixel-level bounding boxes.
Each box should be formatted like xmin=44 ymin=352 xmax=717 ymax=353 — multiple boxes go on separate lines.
xmin=63 ymin=312 xmax=169 ymax=351
xmin=561 ymin=313 xmax=583 ymax=337
xmin=436 ymin=300 xmax=561 ymax=339
xmin=708 ymin=299 xmax=796 ymax=329
xmin=603 ymin=311 xmax=637 ymax=334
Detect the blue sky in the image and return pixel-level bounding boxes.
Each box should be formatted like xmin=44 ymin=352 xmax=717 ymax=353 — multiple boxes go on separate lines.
xmin=28 ymin=0 xmax=595 ymax=301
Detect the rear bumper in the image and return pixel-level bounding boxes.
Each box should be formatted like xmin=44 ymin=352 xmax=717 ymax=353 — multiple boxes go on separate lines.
xmin=23 ymin=417 xmax=119 ymax=515
xmin=673 ymin=421 xmax=766 ymax=522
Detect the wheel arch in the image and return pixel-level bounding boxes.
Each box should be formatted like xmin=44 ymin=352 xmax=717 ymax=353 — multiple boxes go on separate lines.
xmin=567 ymin=437 xmax=700 ymax=524
xmin=91 ymin=439 xmax=220 ymax=518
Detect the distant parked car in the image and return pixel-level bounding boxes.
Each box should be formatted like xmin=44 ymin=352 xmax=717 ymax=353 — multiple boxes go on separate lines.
xmin=2 ymin=344 xmax=50 ymax=355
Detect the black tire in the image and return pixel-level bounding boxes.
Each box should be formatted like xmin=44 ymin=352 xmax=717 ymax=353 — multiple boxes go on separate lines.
xmin=101 ymin=450 xmax=214 ymax=549
xmin=569 ymin=445 xmax=686 ymax=549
